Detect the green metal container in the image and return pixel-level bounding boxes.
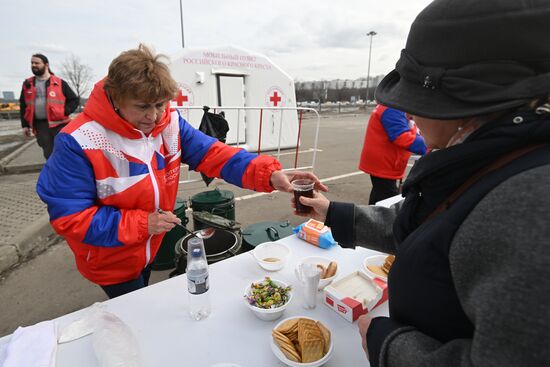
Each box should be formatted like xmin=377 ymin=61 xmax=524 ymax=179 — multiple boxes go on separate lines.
xmin=151 ymin=197 xmax=188 ymax=270
xmin=241 ymin=221 xmax=294 ymax=251
xmin=190 ymin=188 xmax=235 ymax=230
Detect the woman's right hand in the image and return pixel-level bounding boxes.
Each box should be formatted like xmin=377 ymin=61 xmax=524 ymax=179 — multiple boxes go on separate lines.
xmin=148 ymin=210 xmax=181 ymax=235
xmin=291 ymin=191 xmax=330 ymax=222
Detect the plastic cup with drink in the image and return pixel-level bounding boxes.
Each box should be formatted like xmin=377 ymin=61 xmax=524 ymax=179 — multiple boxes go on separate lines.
xmin=292 ymin=179 xmax=315 ymax=214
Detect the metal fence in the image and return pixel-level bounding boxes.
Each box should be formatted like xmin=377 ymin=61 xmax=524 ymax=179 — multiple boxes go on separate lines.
xmin=176 ymin=106 xmax=321 ymax=184
xmin=0 ymin=111 xmax=20 ymax=120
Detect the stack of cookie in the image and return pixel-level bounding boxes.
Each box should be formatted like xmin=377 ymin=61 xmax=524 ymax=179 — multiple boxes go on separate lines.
xmin=367 ymin=255 xmax=396 ymax=278
xmin=381 ymin=255 xmax=395 ymax=275
xmin=272 ymin=317 xmax=331 ymax=363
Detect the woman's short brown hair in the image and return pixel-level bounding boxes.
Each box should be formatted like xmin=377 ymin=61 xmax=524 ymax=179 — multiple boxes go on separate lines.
xmin=104 ymin=44 xmax=178 ymax=105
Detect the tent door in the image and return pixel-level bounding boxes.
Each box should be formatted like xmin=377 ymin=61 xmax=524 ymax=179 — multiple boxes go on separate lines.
xmin=218 ymin=75 xmax=246 ymax=145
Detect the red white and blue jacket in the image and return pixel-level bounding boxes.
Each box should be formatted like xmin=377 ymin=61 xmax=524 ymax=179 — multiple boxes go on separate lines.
xmin=359 ymin=104 xmax=426 ymax=179
xmin=37 ymin=80 xmax=281 ymax=285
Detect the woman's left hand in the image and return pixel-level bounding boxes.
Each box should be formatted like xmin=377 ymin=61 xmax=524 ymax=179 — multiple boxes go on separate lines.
xmin=269 ymin=170 xmax=328 ymax=193
xmin=357 ymin=314 xmax=373 ymax=358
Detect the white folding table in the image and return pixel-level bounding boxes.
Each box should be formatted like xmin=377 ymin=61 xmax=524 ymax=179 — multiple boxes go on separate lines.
xmin=0 ymin=234 xmax=388 ymax=366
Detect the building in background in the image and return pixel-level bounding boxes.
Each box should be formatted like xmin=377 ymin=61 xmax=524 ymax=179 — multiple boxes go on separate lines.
xmin=2 ymin=91 xmax=16 ymax=101
xmin=295 ymin=76 xmax=384 ymax=103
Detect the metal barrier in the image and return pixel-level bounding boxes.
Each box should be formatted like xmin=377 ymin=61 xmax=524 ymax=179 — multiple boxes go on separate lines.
xmin=175 ymin=106 xmax=321 ymax=185
xmin=0 ymin=111 xmax=20 ymax=120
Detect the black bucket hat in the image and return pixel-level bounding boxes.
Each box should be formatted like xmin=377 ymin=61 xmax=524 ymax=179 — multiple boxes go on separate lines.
xmin=375 ymin=0 xmax=550 ymax=119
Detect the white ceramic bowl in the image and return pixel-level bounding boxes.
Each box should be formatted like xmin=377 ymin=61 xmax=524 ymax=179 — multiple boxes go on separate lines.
xmin=270 ymin=316 xmax=334 ymax=367
xmin=252 ymin=242 xmax=291 ymax=271
xmin=295 ymin=256 xmax=338 ymax=290
xmin=362 ymin=254 xmax=389 ymax=280
xmin=244 ymin=278 xmax=293 ymax=321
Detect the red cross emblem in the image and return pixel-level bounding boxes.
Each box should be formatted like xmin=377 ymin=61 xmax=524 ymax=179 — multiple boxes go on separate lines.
xmin=173 ymin=90 xmax=189 ymax=106
xmin=269 ymin=91 xmax=282 ymax=106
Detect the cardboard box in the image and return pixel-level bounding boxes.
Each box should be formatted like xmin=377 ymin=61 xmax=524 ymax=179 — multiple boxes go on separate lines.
xmin=323 ymin=271 xmax=388 ymax=322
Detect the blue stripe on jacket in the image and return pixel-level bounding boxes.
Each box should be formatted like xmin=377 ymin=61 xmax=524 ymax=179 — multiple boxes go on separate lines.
xmin=129 ymin=161 xmax=149 ymax=176
xmin=179 ymin=114 xmax=217 ymax=170
xmin=83 ymin=206 xmax=123 ymax=247
xmin=37 ymin=132 xmax=123 ymax=247
xmin=379 ymin=108 xmax=411 ymax=142
xmin=37 ymin=133 xmax=98 ymax=220
xmin=177 ymin=112 xmax=260 ymax=188
xmin=220 ymin=149 xmax=257 ymax=187
xmin=155 ymin=152 xmax=165 ymax=170
xmin=409 ymin=135 xmax=427 ymax=155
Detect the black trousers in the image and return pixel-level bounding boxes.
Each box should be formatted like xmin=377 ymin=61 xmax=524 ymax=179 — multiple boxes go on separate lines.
xmin=100 ymin=265 xmax=152 ymax=299
xmin=369 ymin=175 xmax=400 ymax=205
xmin=34 ymin=119 xmax=66 ymax=159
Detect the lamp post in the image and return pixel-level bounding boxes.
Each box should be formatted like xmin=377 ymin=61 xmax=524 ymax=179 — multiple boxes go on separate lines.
xmin=365 ymin=31 xmax=377 ymax=104
xmin=179 ymin=0 xmax=185 ymax=48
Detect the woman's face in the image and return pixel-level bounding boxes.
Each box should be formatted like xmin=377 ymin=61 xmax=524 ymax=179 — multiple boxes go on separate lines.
xmin=407 ymin=114 xmax=464 ymax=149
xmin=117 ymin=98 xmax=168 ymax=134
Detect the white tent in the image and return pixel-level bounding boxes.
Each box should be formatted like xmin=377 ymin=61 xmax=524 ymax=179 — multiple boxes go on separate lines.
xmin=168 ymin=46 xmax=299 ymax=152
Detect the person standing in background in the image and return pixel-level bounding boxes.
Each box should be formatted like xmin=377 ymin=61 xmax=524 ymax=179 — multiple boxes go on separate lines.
xmin=359 ymin=104 xmax=426 ymax=204
xmin=19 ymin=54 xmax=79 ymax=159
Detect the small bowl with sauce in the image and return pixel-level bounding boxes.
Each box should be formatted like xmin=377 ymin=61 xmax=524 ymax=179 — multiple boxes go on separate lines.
xmin=252 ymin=242 xmax=291 ymax=271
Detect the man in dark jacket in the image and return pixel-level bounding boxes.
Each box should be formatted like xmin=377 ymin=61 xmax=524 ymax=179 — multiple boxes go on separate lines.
xmin=19 ymin=54 xmax=79 ymax=159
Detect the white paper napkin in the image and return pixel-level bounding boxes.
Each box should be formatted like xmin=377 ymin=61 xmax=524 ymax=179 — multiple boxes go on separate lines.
xmin=1 ymin=320 xmax=57 ymax=367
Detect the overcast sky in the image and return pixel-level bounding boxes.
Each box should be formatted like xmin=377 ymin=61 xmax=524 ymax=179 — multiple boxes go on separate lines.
xmin=1 ymin=0 xmax=433 ymax=96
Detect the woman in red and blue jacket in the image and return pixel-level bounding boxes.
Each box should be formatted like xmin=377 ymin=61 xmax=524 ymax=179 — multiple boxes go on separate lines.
xmin=359 ymin=104 xmax=426 ymax=204
xmin=36 ymin=44 xmax=326 ymax=298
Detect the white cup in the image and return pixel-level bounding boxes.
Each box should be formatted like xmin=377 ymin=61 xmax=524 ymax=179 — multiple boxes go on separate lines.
xmin=295 ymin=263 xmax=321 ymax=309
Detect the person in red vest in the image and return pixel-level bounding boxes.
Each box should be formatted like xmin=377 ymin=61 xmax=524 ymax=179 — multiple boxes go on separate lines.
xmin=19 ymin=54 xmax=79 ymax=159
xmin=359 ymin=104 xmax=426 ymax=204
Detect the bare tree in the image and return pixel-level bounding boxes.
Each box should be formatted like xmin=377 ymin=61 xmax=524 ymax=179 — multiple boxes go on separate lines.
xmin=61 ymin=54 xmax=94 ymax=109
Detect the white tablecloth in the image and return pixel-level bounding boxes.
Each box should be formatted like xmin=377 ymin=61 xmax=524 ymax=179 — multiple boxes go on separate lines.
xmin=1 ymin=235 xmax=388 ymax=366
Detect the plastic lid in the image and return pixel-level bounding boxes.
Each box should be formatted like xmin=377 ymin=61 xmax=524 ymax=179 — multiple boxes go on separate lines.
xmin=242 ymin=221 xmax=293 ymax=248
xmin=191 ymin=248 xmax=203 ymax=257
xmin=174 ymin=197 xmax=187 ymax=210
xmin=191 ymin=188 xmax=234 ymax=205
xmin=188 ymin=237 xmax=203 ymax=246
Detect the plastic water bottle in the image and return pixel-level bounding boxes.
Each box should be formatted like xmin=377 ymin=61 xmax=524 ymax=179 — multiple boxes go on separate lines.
xmin=186 ymin=237 xmax=211 ymax=320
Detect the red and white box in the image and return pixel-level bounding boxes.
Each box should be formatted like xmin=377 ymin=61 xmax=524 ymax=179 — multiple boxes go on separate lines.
xmin=323 ymin=271 xmax=388 ymax=322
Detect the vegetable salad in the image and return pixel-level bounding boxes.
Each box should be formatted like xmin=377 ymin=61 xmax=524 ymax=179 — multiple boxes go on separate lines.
xmin=245 ymin=277 xmax=291 ymax=309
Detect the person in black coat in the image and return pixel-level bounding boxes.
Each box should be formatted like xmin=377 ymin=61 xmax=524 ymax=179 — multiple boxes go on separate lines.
xmin=294 ymin=0 xmax=550 ymax=365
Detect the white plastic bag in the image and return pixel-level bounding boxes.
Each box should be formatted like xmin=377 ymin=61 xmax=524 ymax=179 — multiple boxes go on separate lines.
xmin=58 ymin=303 xmax=141 ymax=367
xmin=92 ymin=311 xmax=142 ymax=367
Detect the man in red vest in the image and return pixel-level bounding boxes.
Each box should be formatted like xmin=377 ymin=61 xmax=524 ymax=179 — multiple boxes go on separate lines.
xmin=19 ymin=54 xmax=79 ymax=159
